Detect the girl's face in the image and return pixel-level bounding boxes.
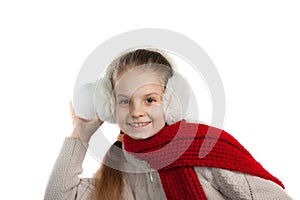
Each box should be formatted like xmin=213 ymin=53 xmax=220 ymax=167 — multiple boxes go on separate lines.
xmin=114 ymin=68 xmax=166 ymax=140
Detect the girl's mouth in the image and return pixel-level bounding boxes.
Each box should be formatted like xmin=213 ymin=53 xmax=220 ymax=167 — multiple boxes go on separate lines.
xmin=127 ymin=122 xmax=151 ymax=128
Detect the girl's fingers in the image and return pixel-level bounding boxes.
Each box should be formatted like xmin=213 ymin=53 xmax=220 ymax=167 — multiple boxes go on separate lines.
xmin=69 ymin=101 xmax=76 ymax=125
xmin=69 ymin=101 xmax=86 ymax=121
xmin=69 ymin=101 xmax=75 ymax=117
xmin=69 ymin=100 xmax=101 ymax=125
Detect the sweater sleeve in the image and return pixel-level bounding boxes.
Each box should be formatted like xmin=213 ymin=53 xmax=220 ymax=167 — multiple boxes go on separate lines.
xmin=44 ymin=137 xmax=95 ymax=200
xmin=211 ymin=168 xmax=293 ymax=200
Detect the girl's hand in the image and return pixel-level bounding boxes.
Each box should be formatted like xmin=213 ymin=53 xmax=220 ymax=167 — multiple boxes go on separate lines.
xmin=69 ymin=101 xmax=104 ymax=143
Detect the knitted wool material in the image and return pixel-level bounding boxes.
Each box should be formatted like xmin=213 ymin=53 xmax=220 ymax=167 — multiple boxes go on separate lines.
xmin=123 ymin=120 xmax=284 ymax=200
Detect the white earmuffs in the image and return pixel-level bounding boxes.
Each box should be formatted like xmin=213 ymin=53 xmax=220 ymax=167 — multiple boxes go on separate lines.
xmin=73 ymin=50 xmax=191 ymax=125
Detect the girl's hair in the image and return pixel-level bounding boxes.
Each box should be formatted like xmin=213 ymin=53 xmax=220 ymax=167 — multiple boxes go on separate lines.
xmin=92 ymin=49 xmax=173 ymax=200
xmin=111 ymin=48 xmax=173 ymax=86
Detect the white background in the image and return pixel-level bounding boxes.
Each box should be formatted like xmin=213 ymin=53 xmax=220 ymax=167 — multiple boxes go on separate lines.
xmin=0 ymin=1 xmax=299 ymax=199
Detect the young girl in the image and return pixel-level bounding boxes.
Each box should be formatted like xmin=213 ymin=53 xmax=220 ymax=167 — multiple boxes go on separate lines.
xmin=44 ymin=49 xmax=292 ymax=200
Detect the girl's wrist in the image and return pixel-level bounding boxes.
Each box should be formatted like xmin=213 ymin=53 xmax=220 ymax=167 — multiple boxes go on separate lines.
xmin=71 ymin=128 xmax=79 ymax=139
xmin=71 ymin=128 xmax=91 ymax=143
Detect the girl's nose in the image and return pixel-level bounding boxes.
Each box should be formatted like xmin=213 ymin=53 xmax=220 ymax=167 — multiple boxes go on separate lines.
xmin=130 ymin=102 xmax=146 ymax=118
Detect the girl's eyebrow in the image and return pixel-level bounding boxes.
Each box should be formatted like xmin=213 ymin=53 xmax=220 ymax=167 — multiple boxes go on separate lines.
xmin=145 ymin=92 xmax=161 ymax=96
xmin=116 ymin=94 xmax=128 ymax=98
xmin=116 ymin=92 xmax=161 ymax=98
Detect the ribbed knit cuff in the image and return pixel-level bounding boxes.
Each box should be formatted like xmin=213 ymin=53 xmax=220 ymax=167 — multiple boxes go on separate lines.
xmin=44 ymin=137 xmax=89 ymax=199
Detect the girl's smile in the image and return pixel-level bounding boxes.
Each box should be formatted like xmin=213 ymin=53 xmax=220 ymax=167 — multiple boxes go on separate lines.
xmin=127 ymin=121 xmax=152 ymax=128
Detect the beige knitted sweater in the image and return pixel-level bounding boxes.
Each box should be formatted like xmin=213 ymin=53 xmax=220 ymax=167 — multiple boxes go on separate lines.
xmin=44 ymin=137 xmax=293 ymax=200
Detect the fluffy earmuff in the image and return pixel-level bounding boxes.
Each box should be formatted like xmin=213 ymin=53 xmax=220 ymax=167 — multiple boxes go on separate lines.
xmin=163 ymin=72 xmax=190 ymax=125
xmin=94 ymin=64 xmax=115 ymax=123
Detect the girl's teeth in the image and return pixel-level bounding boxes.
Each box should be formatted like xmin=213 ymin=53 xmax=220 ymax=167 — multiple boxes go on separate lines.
xmin=131 ymin=122 xmax=149 ymax=127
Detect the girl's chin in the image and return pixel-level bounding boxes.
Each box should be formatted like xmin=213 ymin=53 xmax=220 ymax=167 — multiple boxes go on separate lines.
xmin=126 ymin=132 xmax=155 ymax=140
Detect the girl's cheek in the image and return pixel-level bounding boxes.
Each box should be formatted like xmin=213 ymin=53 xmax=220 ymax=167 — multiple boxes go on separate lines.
xmin=115 ymin=107 xmax=129 ymax=122
xmin=149 ymin=104 xmax=165 ymax=119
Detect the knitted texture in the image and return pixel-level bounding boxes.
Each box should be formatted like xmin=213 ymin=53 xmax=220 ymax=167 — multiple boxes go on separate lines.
xmin=123 ymin=120 xmax=284 ymax=200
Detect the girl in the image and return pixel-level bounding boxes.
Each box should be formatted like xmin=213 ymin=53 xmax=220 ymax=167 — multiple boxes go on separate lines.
xmin=44 ymin=49 xmax=292 ymax=199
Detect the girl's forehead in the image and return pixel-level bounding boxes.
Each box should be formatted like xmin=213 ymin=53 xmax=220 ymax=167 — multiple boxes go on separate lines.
xmin=114 ymin=70 xmax=164 ymax=96
xmin=115 ymin=84 xmax=164 ymax=99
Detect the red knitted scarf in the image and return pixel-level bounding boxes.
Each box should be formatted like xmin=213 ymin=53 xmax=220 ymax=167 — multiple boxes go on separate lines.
xmin=123 ymin=120 xmax=284 ymax=200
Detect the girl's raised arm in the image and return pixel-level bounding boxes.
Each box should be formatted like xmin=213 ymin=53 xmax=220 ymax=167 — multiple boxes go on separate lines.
xmin=44 ymin=102 xmax=103 ymax=200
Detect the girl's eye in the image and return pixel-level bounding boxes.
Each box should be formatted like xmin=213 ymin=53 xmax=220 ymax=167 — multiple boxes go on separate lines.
xmin=146 ymin=98 xmax=155 ymax=103
xmin=119 ymin=99 xmax=130 ymax=105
